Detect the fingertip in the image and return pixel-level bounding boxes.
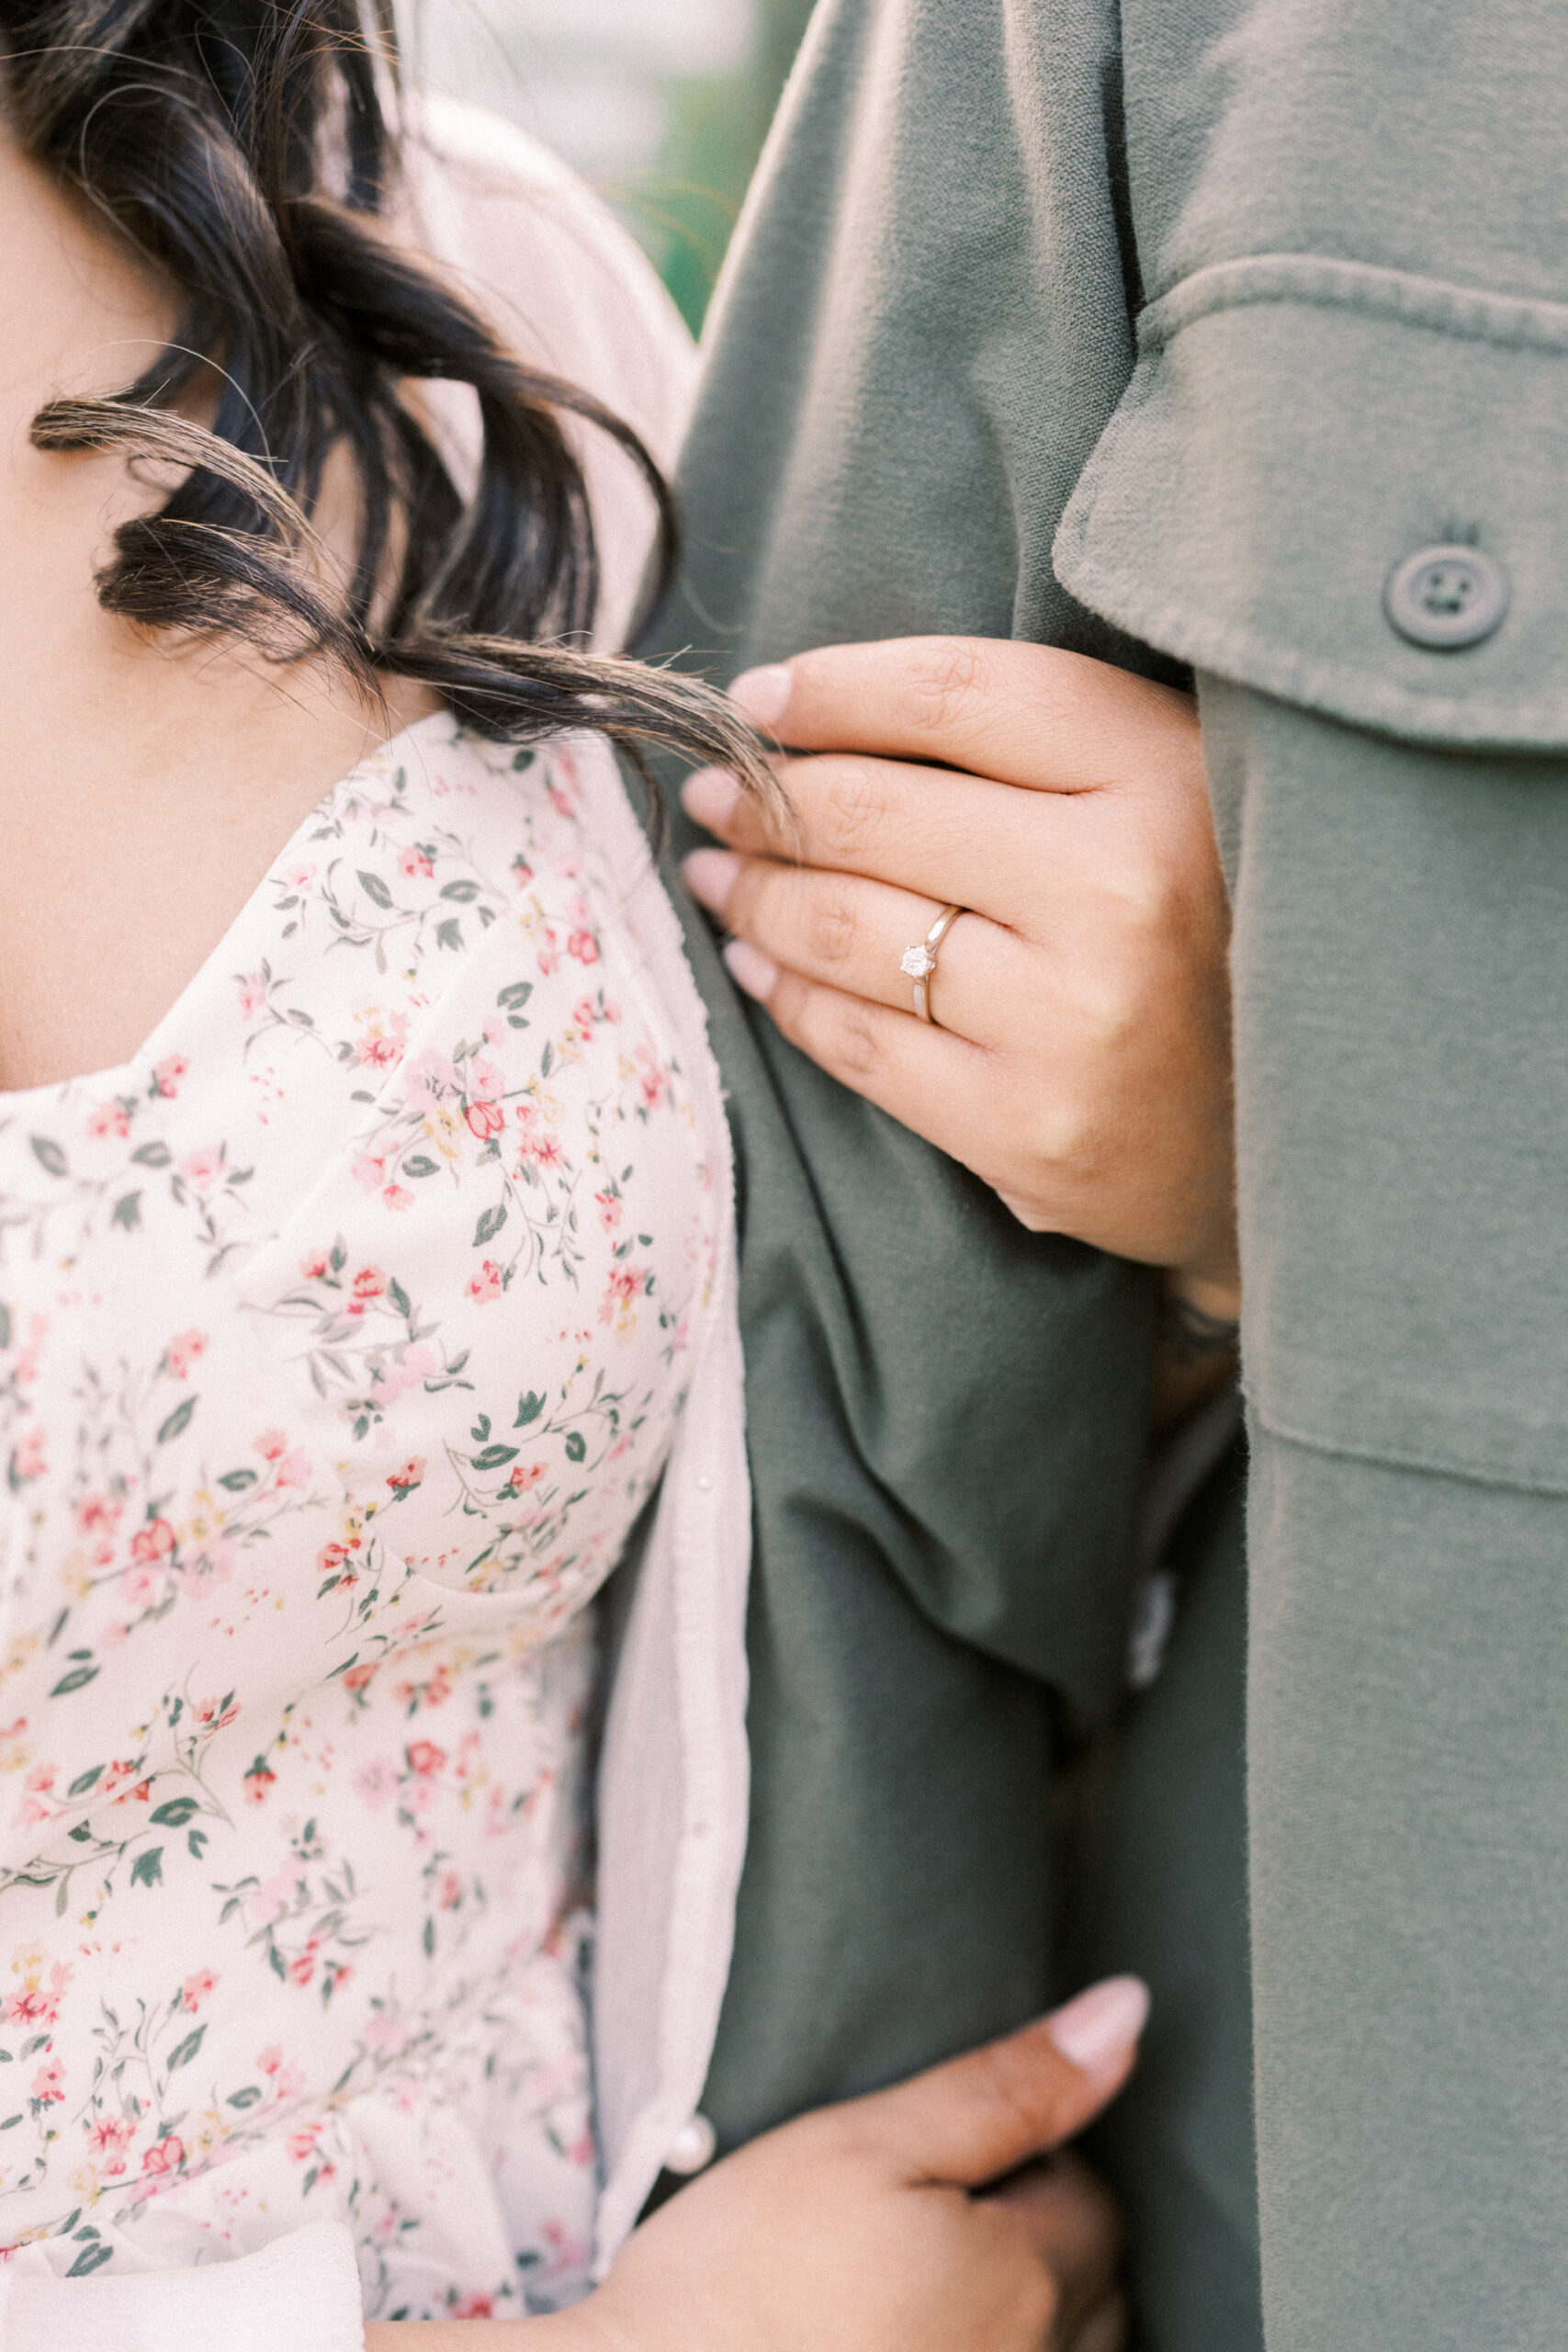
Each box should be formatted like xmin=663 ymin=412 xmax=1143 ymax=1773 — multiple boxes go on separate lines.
xmin=728 ymin=663 xmax=794 ymax=729
xmin=681 ymin=764 xmax=741 ymax=832
xmin=682 ymin=847 xmax=741 ymax=916
xmin=723 ymin=939 xmax=780 ymax=1003
xmin=1044 ymin=1977 xmax=1150 ymax=2080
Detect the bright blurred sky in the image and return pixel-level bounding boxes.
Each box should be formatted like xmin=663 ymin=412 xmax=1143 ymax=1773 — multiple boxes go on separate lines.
xmin=402 ymin=0 xmax=759 ymax=180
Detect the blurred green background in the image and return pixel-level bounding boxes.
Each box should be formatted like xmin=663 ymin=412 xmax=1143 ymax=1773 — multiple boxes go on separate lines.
xmin=402 ymin=0 xmax=818 ymax=334
xmin=634 ymin=0 xmax=816 ymax=333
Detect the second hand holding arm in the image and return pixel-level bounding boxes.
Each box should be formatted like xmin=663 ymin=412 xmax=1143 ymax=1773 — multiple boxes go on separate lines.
xmin=364 ymin=1978 xmax=1148 ymax=2352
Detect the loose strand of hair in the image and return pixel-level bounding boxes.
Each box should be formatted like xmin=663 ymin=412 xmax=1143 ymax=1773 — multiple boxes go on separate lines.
xmin=6 ymin=0 xmax=768 ymax=799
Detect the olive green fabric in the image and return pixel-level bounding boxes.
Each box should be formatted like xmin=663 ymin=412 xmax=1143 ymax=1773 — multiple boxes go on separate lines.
xmin=647 ymin=3 xmax=1258 ymax=2346
xmin=659 ymin=0 xmax=1568 ymax=2344
xmin=1048 ymin=7 xmax=1568 ymax=2342
xmin=644 ymin=0 xmax=1174 ymax=2154
xmin=657 ymin=860 xmax=1152 ymax=2132
xmin=1070 ymin=1442 xmax=1258 ymax=2352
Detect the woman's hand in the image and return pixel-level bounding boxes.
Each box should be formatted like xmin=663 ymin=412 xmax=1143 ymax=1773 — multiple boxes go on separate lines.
xmin=680 ymin=638 xmax=1239 ymax=1329
xmin=365 ymin=1975 xmax=1146 ymax=2352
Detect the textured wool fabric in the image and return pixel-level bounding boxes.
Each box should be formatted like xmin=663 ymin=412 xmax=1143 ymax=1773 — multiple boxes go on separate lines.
xmin=650 ymin=3 xmax=1257 ymax=2345
xmin=648 ymin=0 xmax=1171 ymax=2159
xmin=1067 ymin=1444 xmax=1258 ymax=2352
xmin=662 ymin=0 xmax=1568 ymax=2344
xmin=1237 ymin=1437 xmax=1568 ymax=2349
xmin=652 ymin=0 xmax=1168 ymax=2129
xmin=1053 ymin=6 xmax=1568 ymax=2340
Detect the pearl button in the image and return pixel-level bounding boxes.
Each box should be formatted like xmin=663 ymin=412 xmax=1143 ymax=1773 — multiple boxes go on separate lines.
xmin=665 ymin=2112 xmax=718 ymax=2176
xmin=694 ymin=1474 xmax=713 ymax=1493
xmin=1384 ymin=544 xmax=1509 ymax=650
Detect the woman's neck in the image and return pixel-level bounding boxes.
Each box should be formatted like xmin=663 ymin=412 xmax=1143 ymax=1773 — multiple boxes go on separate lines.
xmin=0 ymin=108 xmax=421 ymax=1093
xmin=0 ymin=96 xmax=176 ymax=421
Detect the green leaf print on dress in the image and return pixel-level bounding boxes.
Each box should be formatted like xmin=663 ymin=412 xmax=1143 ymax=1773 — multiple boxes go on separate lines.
xmin=0 ymin=719 xmax=720 ymax=2315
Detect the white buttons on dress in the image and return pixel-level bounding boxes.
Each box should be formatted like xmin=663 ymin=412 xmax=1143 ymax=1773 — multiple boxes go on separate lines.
xmin=1384 ymin=544 xmax=1509 ymax=650
xmin=694 ymin=1474 xmax=713 ymax=1493
xmin=665 ymin=2112 xmax=718 ymax=2176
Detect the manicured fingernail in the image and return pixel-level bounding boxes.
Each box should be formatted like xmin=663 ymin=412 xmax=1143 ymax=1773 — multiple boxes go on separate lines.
xmin=682 ymin=765 xmax=742 ymax=831
xmin=723 ymin=939 xmax=779 ymax=1002
xmin=729 ymin=663 xmax=794 ymax=729
xmin=682 ymin=848 xmax=741 ymax=915
xmin=1046 ymin=1977 xmax=1149 ymax=2075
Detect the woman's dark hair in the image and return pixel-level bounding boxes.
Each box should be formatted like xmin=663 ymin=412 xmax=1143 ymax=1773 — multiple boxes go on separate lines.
xmin=1 ymin=0 xmax=764 ymax=784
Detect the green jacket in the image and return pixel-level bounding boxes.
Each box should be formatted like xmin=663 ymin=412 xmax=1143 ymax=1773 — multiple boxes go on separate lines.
xmin=659 ymin=1 xmax=1568 ymax=2346
xmin=648 ymin=4 xmax=1255 ymax=2347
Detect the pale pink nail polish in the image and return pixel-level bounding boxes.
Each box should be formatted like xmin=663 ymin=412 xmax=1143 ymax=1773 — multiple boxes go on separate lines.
xmin=682 ymin=766 xmax=741 ymax=831
xmin=728 ymin=663 xmax=794 ymax=728
xmin=682 ymin=848 xmax=741 ymax=914
xmin=1045 ymin=1976 xmax=1150 ymax=2075
xmin=723 ymin=940 xmax=780 ymax=1001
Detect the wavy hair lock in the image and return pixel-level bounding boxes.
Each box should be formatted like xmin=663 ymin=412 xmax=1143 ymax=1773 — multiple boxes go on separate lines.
xmin=1 ymin=0 xmax=764 ymax=782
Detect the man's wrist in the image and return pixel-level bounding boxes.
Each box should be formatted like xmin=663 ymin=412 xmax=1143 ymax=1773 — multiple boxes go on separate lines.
xmin=1150 ymin=1272 xmax=1241 ymax=1437
xmin=1160 ymin=1276 xmax=1241 ymax=1360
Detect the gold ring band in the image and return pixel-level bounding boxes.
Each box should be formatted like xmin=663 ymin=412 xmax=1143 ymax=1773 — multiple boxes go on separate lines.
xmin=899 ymin=903 xmax=965 ymax=1025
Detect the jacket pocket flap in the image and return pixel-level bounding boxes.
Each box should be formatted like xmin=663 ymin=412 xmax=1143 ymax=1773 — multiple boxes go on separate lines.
xmin=1056 ymin=254 xmax=1568 ymax=752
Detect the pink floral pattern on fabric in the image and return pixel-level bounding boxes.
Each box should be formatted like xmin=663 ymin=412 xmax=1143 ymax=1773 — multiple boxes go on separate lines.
xmin=0 ymin=716 xmax=719 ymax=2315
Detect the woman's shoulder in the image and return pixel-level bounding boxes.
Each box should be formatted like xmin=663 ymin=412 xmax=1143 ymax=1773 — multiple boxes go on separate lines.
xmin=406 ymin=96 xmax=695 ymax=438
xmin=400 ymin=98 xmax=698 ymax=646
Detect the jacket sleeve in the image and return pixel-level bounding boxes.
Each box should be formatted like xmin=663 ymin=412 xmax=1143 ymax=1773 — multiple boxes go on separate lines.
xmin=645 ymin=0 xmax=1172 ymax=2152
xmin=650 ymin=14 xmax=1268 ymax=2351
xmin=1055 ymin=3 xmax=1568 ymax=2339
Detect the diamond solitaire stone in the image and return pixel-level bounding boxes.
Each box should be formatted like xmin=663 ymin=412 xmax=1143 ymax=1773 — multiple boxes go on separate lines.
xmin=901 ymin=944 xmax=936 ymax=980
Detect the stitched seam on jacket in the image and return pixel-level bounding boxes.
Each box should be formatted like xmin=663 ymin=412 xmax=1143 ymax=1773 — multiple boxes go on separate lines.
xmin=1244 ymin=1393 xmax=1568 ymax=1498
xmin=1140 ymin=251 xmax=1568 ymax=356
xmin=1043 ymin=551 xmax=1568 ymax=748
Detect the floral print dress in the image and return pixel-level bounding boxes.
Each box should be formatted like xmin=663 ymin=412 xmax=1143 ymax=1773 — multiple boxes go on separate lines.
xmin=0 ymin=713 xmax=725 ymax=2317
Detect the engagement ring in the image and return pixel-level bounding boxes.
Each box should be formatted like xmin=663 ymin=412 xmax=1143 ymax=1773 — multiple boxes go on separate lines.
xmin=901 ymin=904 xmax=965 ymax=1025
